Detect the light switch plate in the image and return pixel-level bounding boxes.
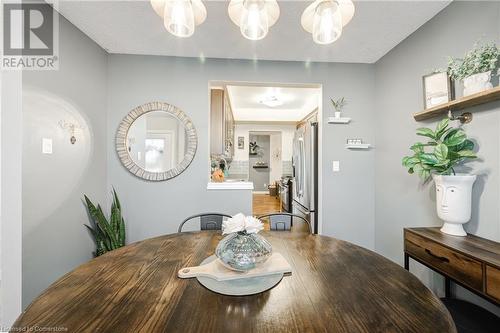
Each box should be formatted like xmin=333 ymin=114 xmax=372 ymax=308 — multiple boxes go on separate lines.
xmin=332 ymin=161 xmax=340 ymax=172
xmin=42 ymin=138 xmax=53 ymax=154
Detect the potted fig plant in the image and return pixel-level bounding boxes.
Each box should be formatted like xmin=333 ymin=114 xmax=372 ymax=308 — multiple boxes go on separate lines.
xmin=402 ymin=118 xmax=478 ymax=236
xmin=447 ymin=42 xmax=499 ymax=96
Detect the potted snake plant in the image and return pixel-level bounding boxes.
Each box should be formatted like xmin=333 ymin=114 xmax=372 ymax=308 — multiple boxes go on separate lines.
xmin=84 ymin=188 xmax=126 ymax=256
xmin=402 ymin=118 xmax=478 ymax=236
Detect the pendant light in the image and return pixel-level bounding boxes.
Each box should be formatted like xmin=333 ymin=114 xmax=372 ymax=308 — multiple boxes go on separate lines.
xmin=151 ymin=0 xmax=207 ymax=38
xmin=228 ymin=0 xmax=280 ymax=41
xmin=301 ymin=0 xmax=355 ymax=45
xmin=240 ymin=0 xmax=268 ymax=40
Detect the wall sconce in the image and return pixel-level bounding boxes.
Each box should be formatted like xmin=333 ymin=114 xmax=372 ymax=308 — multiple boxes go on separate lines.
xmin=59 ymin=120 xmax=84 ymax=144
xmin=273 ymin=147 xmax=281 ymax=160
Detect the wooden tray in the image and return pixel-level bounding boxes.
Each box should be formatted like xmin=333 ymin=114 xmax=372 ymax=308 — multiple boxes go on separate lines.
xmin=196 ymin=256 xmax=287 ymax=296
xmin=178 ymin=252 xmax=291 ymax=281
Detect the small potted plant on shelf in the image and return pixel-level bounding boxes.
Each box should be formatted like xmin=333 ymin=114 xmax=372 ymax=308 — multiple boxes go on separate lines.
xmin=447 ymin=42 xmax=499 ymax=96
xmin=249 ymin=141 xmax=260 ymax=155
xmin=402 ymin=118 xmax=478 ymax=236
xmin=330 ymin=97 xmax=347 ymax=119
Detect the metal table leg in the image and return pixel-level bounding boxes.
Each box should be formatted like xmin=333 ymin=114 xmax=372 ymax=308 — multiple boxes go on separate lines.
xmin=445 ymin=277 xmax=451 ymax=298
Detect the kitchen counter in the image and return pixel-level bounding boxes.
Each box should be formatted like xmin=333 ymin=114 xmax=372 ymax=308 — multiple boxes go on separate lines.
xmin=206 ymin=180 xmax=254 ymax=190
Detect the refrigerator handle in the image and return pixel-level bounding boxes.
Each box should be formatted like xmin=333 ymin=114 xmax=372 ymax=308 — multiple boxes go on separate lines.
xmin=299 ymin=138 xmax=305 ymax=196
xmin=310 ymin=122 xmax=318 ymax=212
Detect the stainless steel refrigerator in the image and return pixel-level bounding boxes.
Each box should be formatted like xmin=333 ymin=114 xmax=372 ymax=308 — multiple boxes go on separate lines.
xmin=292 ymin=116 xmax=318 ymax=234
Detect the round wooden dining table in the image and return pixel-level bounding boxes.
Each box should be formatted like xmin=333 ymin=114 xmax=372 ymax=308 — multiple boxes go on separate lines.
xmin=13 ymin=231 xmax=456 ymax=333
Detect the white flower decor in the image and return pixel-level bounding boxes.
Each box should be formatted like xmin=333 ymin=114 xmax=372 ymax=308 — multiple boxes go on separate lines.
xmin=222 ymin=213 xmax=245 ymax=234
xmin=244 ymin=216 xmax=265 ymax=234
xmin=222 ymin=213 xmax=264 ymax=235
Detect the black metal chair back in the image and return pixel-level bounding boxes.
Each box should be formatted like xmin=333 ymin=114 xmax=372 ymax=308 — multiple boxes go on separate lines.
xmin=257 ymin=213 xmax=311 ymax=233
xmin=178 ymin=213 xmax=232 ymax=233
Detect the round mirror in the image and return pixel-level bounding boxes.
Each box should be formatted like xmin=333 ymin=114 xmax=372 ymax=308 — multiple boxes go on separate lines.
xmin=116 ymin=102 xmax=197 ymax=181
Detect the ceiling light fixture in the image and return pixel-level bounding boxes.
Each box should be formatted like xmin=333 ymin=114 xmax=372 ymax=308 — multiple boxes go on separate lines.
xmin=151 ymin=0 xmax=207 ymax=38
xmin=301 ymin=0 xmax=355 ymax=45
xmin=260 ymin=95 xmax=283 ymax=108
xmin=228 ymin=0 xmax=280 ymax=41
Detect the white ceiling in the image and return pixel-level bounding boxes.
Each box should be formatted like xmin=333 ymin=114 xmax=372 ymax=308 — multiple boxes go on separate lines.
xmin=55 ymin=0 xmax=450 ymax=63
xmin=226 ymin=84 xmax=320 ymax=122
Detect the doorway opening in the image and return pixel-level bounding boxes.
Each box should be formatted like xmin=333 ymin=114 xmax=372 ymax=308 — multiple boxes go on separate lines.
xmin=249 ymin=131 xmax=281 ymax=217
xmin=209 ymin=81 xmax=322 ymax=233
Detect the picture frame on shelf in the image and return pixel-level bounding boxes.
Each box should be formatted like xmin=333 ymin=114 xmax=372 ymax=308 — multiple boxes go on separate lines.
xmin=422 ymin=72 xmax=455 ymax=109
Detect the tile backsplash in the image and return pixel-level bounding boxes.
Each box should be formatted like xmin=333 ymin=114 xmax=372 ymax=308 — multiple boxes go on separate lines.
xmin=227 ymin=160 xmax=293 ymax=179
xmin=228 ymin=160 xmax=249 ymax=179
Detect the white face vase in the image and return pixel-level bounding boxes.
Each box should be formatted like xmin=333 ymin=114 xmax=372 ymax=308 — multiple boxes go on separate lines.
xmin=433 ymin=174 xmax=476 ymax=236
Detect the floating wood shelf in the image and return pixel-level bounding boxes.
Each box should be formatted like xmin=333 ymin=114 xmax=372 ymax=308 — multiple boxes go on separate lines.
xmin=414 ymin=86 xmax=500 ymax=121
xmin=253 ymin=165 xmax=269 ymax=169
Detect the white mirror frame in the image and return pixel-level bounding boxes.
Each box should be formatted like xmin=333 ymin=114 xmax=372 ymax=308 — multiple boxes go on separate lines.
xmin=116 ymin=102 xmax=197 ymax=181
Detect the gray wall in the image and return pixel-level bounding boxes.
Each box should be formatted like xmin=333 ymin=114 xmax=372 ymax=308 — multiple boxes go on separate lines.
xmin=249 ymin=134 xmax=270 ymax=191
xmin=1 ymin=70 xmax=23 ymax=325
xmin=107 ymin=55 xmax=376 ymax=247
xmin=374 ymin=1 xmax=500 ymax=314
xmin=27 ymin=1 xmax=500 ymax=315
xmin=21 ymin=16 xmax=108 ymax=307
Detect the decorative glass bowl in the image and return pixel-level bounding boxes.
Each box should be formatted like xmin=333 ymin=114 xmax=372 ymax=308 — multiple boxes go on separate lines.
xmin=215 ymin=231 xmax=272 ymax=271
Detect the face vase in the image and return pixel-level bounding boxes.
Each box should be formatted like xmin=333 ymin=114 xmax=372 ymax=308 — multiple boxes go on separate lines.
xmin=433 ymin=174 xmax=476 ymax=236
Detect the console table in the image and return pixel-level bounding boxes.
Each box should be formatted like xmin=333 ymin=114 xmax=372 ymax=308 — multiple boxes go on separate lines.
xmin=404 ymin=227 xmax=500 ymax=305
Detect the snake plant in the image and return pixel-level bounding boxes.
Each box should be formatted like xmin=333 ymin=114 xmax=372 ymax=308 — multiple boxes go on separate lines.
xmin=84 ymin=189 xmax=126 ymax=257
xmin=402 ymin=118 xmax=477 ymax=181
xmin=330 ymin=97 xmax=347 ymax=112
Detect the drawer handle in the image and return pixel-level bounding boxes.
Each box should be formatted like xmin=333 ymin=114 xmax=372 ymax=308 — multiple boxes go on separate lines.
xmin=425 ymin=249 xmax=449 ymax=263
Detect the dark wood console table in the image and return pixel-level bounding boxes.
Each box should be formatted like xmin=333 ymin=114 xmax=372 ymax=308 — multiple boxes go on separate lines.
xmin=404 ymin=227 xmax=500 ymax=305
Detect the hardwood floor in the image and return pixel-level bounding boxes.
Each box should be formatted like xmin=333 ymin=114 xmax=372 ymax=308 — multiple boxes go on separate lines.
xmin=252 ymin=193 xmax=281 ymax=217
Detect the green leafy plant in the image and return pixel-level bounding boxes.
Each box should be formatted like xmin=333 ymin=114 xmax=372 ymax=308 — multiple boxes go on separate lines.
xmin=249 ymin=141 xmax=261 ymax=155
xmin=447 ymin=42 xmax=500 ymax=81
xmin=330 ymin=97 xmax=347 ymax=112
xmin=402 ymin=118 xmax=477 ymax=181
xmin=84 ymin=189 xmax=126 ymax=257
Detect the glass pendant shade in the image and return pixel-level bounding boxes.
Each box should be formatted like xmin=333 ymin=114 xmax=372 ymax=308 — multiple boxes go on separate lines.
xmin=312 ymin=0 xmax=343 ymax=45
xmin=163 ymin=0 xmax=195 ymax=38
xmin=240 ymin=0 xmax=269 ymax=41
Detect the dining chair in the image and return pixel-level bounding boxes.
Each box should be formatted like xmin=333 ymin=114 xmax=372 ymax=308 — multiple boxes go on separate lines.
xmin=178 ymin=213 xmax=232 ymax=232
xmin=257 ymin=213 xmax=311 ymax=233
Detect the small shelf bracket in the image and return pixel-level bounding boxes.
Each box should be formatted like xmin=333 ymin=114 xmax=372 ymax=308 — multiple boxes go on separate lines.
xmin=447 ymin=110 xmax=472 ymax=124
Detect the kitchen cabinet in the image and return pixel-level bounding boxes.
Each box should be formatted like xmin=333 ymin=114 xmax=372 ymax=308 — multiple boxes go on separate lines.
xmin=210 ymin=88 xmax=234 ymax=159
